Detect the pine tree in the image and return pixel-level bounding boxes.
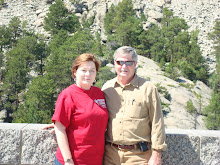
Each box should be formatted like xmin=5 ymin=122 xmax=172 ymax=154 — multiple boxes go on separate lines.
xmin=2 ymin=35 xmax=48 ymax=122
xmin=46 ymin=29 xmax=96 ymax=91
xmin=44 ymin=0 xmax=80 ymax=35
xmin=145 ymin=24 xmax=166 ymax=62
xmin=104 ymin=4 xmax=116 ymax=35
xmin=95 ymin=66 xmax=115 ymax=88
xmin=104 ymin=0 xmax=142 ymax=47
xmin=8 ymin=17 xmax=23 ymax=46
xmin=0 ymin=25 xmax=10 ymax=51
xmin=161 ymin=12 xmax=189 ymax=62
xmin=2 ymin=47 xmax=30 ymax=122
xmin=204 ymin=92 xmax=220 ymax=129
xmin=204 ymin=20 xmax=220 ymax=130
xmin=13 ymin=76 xmax=56 ymax=123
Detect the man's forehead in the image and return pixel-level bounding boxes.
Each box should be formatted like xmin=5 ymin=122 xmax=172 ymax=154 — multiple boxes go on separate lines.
xmin=115 ymin=53 xmax=132 ymax=59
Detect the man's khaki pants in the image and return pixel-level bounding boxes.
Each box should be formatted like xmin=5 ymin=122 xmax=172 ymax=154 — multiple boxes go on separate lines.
xmin=103 ymin=143 xmax=152 ymax=165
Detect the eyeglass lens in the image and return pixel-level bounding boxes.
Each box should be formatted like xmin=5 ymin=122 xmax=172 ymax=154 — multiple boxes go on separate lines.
xmin=116 ymin=61 xmax=134 ymax=66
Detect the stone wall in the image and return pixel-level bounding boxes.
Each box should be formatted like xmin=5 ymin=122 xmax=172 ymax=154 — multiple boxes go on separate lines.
xmin=0 ymin=123 xmax=220 ymax=165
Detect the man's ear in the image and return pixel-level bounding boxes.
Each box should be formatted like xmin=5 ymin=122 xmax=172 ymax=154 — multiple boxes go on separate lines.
xmin=134 ymin=61 xmax=137 ymax=67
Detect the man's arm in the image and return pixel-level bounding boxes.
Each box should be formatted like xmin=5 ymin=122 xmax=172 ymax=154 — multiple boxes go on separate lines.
xmin=41 ymin=123 xmax=55 ymax=133
xmin=149 ymin=86 xmax=167 ymax=150
xmin=148 ymin=85 xmax=166 ymax=164
xmin=148 ymin=149 xmax=162 ymax=165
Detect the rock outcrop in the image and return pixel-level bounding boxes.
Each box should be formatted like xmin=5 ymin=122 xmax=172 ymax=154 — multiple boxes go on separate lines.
xmin=137 ymin=55 xmax=211 ymax=129
xmin=0 ymin=0 xmax=219 ymax=72
xmin=0 ymin=0 xmax=218 ymax=129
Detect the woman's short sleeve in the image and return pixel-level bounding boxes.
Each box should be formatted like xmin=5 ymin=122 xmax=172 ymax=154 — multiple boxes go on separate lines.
xmin=52 ymin=91 xmax=75 ymax=128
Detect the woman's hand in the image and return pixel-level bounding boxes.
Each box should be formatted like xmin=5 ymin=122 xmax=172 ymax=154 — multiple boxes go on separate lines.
xmin=64 ymin=159 xmax=75 ymax=165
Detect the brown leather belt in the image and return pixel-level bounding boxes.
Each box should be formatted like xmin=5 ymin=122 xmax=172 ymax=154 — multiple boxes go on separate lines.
xmin=107 ymin=142 xmax=138 ymax=150
xmin=107 ymin=142 xmax=151 ymax=150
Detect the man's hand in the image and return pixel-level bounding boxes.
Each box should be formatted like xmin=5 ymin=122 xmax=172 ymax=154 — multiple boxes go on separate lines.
xmin=40 ymin=123 xmax=55 ymax=133
xmin=148 ymin=149 xmax=162 ymax=165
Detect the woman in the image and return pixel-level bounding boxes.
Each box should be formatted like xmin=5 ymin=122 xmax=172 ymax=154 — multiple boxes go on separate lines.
xmin=52 ymin=53 xmax=109 ymax=165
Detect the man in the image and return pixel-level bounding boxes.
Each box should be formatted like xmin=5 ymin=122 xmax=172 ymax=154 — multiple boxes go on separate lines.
xmin=102 ymin=46 xmax=167 ymax=165
xmin=43 ymin=46 xmax=167 ymax=164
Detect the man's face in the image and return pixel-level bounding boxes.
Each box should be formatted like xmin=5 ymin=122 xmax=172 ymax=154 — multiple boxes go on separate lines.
xmin=114 ymin=53 xmax=137 ymax=84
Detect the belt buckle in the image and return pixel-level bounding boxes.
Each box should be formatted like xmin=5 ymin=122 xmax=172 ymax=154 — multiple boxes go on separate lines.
xmin=118 ymin=144 xmax=125 ymax=150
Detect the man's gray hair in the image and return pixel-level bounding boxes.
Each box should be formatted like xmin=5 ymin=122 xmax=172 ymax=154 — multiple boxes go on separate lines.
xmin=113 ymin=46 xmax=138 ymax=61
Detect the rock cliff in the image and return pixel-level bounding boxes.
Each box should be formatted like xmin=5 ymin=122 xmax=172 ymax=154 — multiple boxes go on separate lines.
xmin=0 ymin=0 xmax=219 ymax=129
xmin=1 ymin=0 xmax=219 ymax=72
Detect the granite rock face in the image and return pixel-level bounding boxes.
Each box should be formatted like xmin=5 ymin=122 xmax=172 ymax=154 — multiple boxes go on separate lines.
xmin=0 ymin=0 xmax=219 ymax=72
xmin=136 ymin=55 xmax=211 ymax=130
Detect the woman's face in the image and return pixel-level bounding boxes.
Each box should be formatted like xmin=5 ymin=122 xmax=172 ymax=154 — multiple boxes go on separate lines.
xmin=74 ymin=61 xmax=97 ymax=90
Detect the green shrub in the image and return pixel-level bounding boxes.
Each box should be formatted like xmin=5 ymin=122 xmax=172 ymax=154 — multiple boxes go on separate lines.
xmin=186 ymin=99 xmax=196 ymax=114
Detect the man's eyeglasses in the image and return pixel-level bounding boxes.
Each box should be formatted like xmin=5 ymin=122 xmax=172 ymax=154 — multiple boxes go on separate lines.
xmin=115 ymin=61 xmax=135 ymax=66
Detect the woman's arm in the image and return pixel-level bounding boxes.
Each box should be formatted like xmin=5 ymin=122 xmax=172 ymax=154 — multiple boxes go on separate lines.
xmin=54 ymin=121 xmax=74 ymax=165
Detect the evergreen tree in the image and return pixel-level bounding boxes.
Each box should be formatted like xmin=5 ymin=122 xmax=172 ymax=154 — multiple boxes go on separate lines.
xmin=2 ymin=47 xmax=30 ymax=122
xmin=47 ymin=30 xmax=69 ymax=55
xmin=46 ymin=29 xmax=96 ymax=91
xmin=188 ymin=30 xmax=209 ymax=82
xmin=0 ymin=52 xmax=3 ymax=68
xmin=44 ymin=0 xmax=80 ymax=35
xmin=204 ymin=20 xmax=220 ymax=130
xmin=0 ymin=17 xmax=32 ymax=51
xmin=12 ymin=36 xmax=48 ymax=75
xmin=161 ymin=12 xmax=189 ymax=62
xmin=164 ymin=62 xmax=179 ymax=81
xmin=13 ymin=76 xmax=56 ymax=123
xmin=104 ymin=0 xmax=142 ymax=47
xmin=104 ymin=4 xmax=116 ymax=35
xmin=81 ymin=14 xmax=95 ymax=29
xmin=2 ymin=36 xmax=48 ymax=122
xmin=0 ymin=25 xmax=10 ymax=51
xmin=144 ymin=24 xmax=166 ymax=62
xmin=8 ymin=17 xmax=23 ymax=46
xmin=204 ymin=92 xmax=220 ymax=130
xmin=144 ymin=8 xmax=209 ymax=82
xmin=95 ymin=66 xmax=115 ymax=88
xmin=94 ymin=32 xmax=104 ymax=57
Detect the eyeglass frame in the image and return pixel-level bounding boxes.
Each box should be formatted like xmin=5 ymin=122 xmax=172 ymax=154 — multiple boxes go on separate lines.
xmin=115 ymin=60 xmax=136 ymax=66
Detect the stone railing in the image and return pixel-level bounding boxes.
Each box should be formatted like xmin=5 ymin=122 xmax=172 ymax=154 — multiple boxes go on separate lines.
xmin=0 ymin=123 xmax=220 ymax=165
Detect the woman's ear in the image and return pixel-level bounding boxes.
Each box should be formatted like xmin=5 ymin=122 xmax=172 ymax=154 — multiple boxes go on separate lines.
xmin=73 ymin=70 xmax=76 ymax=77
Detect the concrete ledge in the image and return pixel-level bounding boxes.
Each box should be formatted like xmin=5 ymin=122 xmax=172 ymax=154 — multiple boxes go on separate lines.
xmin=0 ymin=123 xmax=57 ymax=165
xmin=164 ymin=129 xmax=220 ymax=165
xmin=0 ymin=123 xmax=220 ymax=165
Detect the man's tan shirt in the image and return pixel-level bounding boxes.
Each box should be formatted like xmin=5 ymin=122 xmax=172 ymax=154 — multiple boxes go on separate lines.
xmin=102 ymin=74 xmax=167 ymax=151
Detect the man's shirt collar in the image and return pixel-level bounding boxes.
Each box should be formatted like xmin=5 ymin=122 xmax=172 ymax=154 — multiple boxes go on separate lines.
xmin=114 ymin=74 xmax=139 ymax=88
